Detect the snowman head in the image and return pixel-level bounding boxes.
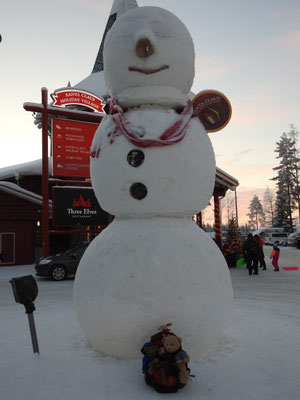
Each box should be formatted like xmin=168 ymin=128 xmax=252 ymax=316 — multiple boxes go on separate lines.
xmin=103 ymin=6 xmax=195 ymax=108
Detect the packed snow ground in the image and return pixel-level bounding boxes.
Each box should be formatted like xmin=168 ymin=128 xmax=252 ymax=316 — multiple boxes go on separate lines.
xmin=0 ymin=245 xmax=299 ymax=400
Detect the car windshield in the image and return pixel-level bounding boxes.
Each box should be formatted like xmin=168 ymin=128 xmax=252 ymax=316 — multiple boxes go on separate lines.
xmin=65 ymin=245 xmax=87 ymax=257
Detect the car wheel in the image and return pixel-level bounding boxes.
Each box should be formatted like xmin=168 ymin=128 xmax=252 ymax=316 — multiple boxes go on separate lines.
xmin=50 ymin=265 xmax=67 ymax=281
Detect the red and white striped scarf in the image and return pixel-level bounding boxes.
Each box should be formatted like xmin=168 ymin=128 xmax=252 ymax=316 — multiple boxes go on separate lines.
xmin=109 ymin=97 xmax=193 ymax=147
xmin=91 ymin=98 xmax=193 ymax=158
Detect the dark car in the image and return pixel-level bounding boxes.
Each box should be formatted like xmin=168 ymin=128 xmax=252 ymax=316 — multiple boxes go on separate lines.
xmin=35 ymin=242 xmax=89 ymax=281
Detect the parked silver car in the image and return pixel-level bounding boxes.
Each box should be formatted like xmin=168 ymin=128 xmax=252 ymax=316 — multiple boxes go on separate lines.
xmin=288 ymin=232 xmax=300 ymax=247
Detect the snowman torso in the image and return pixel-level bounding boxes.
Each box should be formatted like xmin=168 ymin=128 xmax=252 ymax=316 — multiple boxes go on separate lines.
xmin=91 ymin=106 xmax=215 ymax=217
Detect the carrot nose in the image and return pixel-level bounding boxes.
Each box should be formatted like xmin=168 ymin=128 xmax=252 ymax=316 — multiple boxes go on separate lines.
xmin=135 ymin=38 xmax=155 ymax=58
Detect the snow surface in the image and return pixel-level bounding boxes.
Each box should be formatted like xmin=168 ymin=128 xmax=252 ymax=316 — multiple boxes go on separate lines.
xmin=1 ymin=245 xmax=300 ymax=400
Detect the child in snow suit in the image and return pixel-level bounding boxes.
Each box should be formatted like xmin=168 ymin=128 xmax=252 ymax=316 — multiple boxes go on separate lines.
xmin=270 ymin=244 xmax=280 ymax=271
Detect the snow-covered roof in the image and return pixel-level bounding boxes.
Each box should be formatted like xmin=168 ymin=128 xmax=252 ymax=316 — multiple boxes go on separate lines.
xmin=0 ymin=181 xmax=52 ymax=208
xmin=110 ymin=0 xmax=138 ymax=15
xmin=0 ymin=159 xmax=52 ymax=181
xmin=216 ymin=167 xmax=239 ymax=190
xmin=74 ymin=71 xmax=107 ymax=99
xmin=75 ymin=0 xmax=138 ymax=97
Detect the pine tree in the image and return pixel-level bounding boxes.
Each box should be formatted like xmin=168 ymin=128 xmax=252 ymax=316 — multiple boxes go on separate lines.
xmin=287 ymin=124 xmax=300 ymax=223
xmin=223 ymin=217 xmax=243 ymax=265
xmin=247 ymin=195 xmax=265 ymax=230
xmin=222 ymin=191 xmax=235 ymax=226
xmin=263 ymin=186 xmax=275 ymax=226
xmin=272 ymin=130 xmax=299 ymax=231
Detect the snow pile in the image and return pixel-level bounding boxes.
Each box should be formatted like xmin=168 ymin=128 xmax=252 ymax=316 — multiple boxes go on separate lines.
xmin=74 ymin=218 xmax=232 ymax=358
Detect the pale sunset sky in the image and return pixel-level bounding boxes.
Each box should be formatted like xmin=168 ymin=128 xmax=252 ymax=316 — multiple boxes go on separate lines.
xmin=1 ymin=0 xmax=300 ymax=225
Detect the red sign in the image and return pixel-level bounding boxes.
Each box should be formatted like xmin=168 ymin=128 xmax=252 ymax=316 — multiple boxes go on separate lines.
xmin=192 ymin=90 xmax=232 ymax=132
xmin=51 ymin=89 xmax=105 ymax=113
xmin=52 ymin=118 xmax=99 ymax=178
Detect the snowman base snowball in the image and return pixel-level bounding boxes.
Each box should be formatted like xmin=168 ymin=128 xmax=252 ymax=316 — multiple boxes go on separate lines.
xmin=74 ymin=217 xmax=233 ymax=359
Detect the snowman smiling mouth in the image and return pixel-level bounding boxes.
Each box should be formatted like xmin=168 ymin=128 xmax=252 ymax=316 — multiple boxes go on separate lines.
xmin=128 ymin=65 xmax=169 ymax=74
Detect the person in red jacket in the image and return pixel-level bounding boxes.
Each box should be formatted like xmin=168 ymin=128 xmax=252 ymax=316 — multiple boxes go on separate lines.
xmin=270 ymin=243 xmax=280 ymax=271
xmin=254 ymin=234 xmax=266 ymax=270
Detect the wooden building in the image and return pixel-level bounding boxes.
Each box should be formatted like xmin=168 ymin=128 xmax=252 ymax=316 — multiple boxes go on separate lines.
xmin=0 ymin=174 xmax=43 ymax=265
xmin=0 ymin=159 xmax=238 ymax=266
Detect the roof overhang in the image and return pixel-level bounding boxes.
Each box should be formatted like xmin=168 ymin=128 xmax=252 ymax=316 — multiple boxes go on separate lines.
xmin=215 ymin=167 xmax=239 ymax=191
xmin=0 ymin=181 xmax=52 ymax=210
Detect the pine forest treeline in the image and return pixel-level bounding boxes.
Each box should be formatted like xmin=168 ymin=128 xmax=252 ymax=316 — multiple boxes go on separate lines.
xmin=247 ymin=124 xmax=300 ymax=232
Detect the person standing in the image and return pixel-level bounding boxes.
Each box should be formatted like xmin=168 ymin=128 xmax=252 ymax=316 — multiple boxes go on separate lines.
xmin=254 ymin=234 xmax=266 ymax=270
xmin=242 ymin=233 xmax=260 ymax=275
xmin=270 ymin=243 xmax=280 ymax=271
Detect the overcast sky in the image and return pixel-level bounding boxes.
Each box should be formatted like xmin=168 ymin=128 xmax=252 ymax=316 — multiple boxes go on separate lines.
xmin=1 ymin=0 xmax=300 ymax=224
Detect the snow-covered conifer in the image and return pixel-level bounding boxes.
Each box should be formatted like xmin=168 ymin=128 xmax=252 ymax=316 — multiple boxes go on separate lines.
xmin=263 ymin=186 xmax=275 ymax=226
xmin=272 ymin=129 xmax=299 ymax=231
xmin=247 ymin=194 xmax=265 ymax=230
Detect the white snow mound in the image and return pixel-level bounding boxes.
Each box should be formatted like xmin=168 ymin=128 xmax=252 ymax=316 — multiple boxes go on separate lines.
xmin=74 ymin=218 xmax=233 ymax=359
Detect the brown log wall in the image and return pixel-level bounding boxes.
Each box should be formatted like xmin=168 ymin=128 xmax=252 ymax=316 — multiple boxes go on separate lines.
xmin=0 ymin=192 xmax=42 ymax=265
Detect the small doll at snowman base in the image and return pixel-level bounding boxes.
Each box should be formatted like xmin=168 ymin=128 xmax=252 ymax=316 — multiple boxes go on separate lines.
xmin=141 ymin=324 xmax=190 ymax=393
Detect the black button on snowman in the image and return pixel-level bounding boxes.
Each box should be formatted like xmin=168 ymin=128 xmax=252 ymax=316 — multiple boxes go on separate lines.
xmin=127 ymin=149 xmax=147 ymax=199
xmin=74 ymin=5 xmax=233 ymax=360
xmin=130 ymin=182 xmax=147 ymax=200
xmin=127 ymin=149 xmax=145 ymax=168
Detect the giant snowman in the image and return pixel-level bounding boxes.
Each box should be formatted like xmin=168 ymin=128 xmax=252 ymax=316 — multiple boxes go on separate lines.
xmin=74 ymin=6 xmax=233 ymax=359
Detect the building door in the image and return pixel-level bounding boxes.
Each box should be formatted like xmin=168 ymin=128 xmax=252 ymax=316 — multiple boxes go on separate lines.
xmin=0 ymin=232 xmax=15 ymax=265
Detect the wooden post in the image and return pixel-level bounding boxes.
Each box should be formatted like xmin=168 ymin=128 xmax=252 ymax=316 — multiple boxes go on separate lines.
xmin=41 ymin=88 xmax=49 ymax=257
xmin=213 ymin=193 xmax=222 ymax=249
xmin=235 ymin=188 xmax=239 ymax=226
xmin=196 ymin=212 xmax=202 ymax=228
xmin=213 ymin=187 xmax=227 ymax=250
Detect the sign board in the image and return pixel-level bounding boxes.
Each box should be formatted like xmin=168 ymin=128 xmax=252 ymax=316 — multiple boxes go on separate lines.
xmin=52 ymin=187 xmax=109 ymax=226
xmin=192 ymin=90 xmax=232 ymax=132
xmin=52 ymin=118 xmax=99 ymax=178
xmin=51 ymin=89 xmax=105 ymax=113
